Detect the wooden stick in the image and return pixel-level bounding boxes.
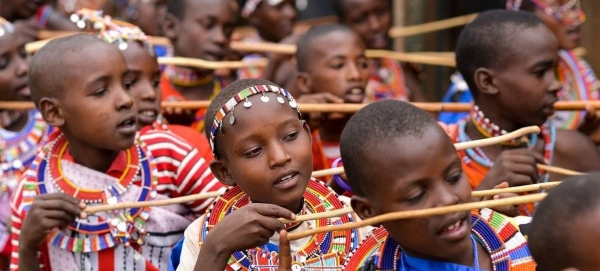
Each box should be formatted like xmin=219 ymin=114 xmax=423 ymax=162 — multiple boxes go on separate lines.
xmin=83 ymin=191 xmax=223 ymax=214
xmin=388 ymin=13 xmax=479 ymax=38
xmin=471 ymin=182 xmax=560 ymax=198
xmin=537 ymin=164 xmax=583 ymax=176
xmin=287 ymin=193 xmax=546 ymax=240
xmin=280 ymin=207 xmax=354 ymax=224
xmin=157 ymin=57 xmax=268 ymax=70
xmin=365 ymin=50 xmax=456 ymax=67
xmin=230 ymin=41 xmax=296 ymax=55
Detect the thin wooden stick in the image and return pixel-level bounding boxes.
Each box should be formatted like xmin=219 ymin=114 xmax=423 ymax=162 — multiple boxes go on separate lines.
xmin=230 ymin=41 xmax=296 ymax=55
xmin=537 ymin=164 xmax=583 ymax=176
xmin=365 ymin=50 xmax=456 ymax=67
xmin=280 ymin=207 xmax=354 ymax=224
xmin=83 ymin=191 xmax=223 ymax=214
xmin=287 ymin=193 xmax=546 ymax=240
xmin=157 ymin=57 xmax=268 ymax=70
xmin=388 ymin=13 xmax=479 ymax=38
xmin=471 ymin=182 xmax=560 ymax=198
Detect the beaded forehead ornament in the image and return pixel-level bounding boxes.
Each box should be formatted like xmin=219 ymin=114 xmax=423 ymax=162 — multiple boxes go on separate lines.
xmin=71 ymin=8 xmax=153 ymax=53
xmin=209 ymin=84 xmax=301 ymax=157
xmin=0 ymin=17 xmax=15 ymax=37
xmin=241 ymin=0 xmax=285 ymax=18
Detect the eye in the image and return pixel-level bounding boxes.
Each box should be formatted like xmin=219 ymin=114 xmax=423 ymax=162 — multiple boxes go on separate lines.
xmin=243 ymin=147 xmax=262 ymax=158
xmin=533 ymin=69 xmax=547 ymax=78
xmin=358 ymin=58 xmax=369 ymax=69
xmin=405 ymin=190 xmax=425 ymax=204
xmin=283 ymin=131 xmax=299 ymax=141
xmin=151 ymin=76 xmax=160 ymax=88
xmin=0 ymin=56 xmax=8 ymax=70
xmin=446 ymin=173 xmax=463 ymax=184
xmin=18 ymin=46 xmax=28 ymax=59
xmin=330 ymin=61 xmax=344 ymax=70
xmin=92 ymin=88 xmax=108 ymax=97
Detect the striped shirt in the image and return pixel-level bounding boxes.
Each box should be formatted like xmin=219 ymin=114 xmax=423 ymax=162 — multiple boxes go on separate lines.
xmin=9 ymin=130 xmax=224 ymax=271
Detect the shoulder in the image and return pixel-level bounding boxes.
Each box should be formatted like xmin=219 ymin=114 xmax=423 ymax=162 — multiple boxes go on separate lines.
xmin=554 ymin=128 xmax=599 ymax=162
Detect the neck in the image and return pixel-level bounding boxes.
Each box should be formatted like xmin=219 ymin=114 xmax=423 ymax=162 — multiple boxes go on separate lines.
xmin=472 ymin=102 xmax=520 ymax=132
xmin=62 ymin=133 xmax=122 ymax=173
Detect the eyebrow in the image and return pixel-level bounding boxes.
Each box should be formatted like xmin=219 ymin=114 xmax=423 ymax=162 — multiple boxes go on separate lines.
xmin=532 ymin=59 xmax=555 ymax=69
xmin=86 ymin=75 xmax=110 ymax=89
xmin=234 ymin=117 xmax=300 ymax=144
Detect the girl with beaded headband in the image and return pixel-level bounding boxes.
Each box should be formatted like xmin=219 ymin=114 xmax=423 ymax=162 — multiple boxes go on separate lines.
xmin=173 ymin=78 xmax=370 ymax=271
xmin=441 ymin=0 xmax=600 ymax=143
xmin=0 ymin=17 xmax=52 ymax=269
xmin=77 ymin=8 xmax=216 ymax=164
xmin=442 ymin=10 xmax=600 ymax=217
xmin=10 ymin=33 xmax=224 ymax=271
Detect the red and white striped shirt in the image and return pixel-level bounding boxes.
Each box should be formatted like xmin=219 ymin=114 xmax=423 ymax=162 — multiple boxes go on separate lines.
xmin=10 ymin=129 xmax=224 ymax=271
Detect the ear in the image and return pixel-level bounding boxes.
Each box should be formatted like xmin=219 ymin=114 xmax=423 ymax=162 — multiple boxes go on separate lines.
xmin=209 ymin=159 xmax=237 ymax=187
xmin=351 ymin=195 xmax=376 ymax=222
xmin=39 ymin=97 xmax=65 ymax=127
xmin=300 ymin=119 xmax=311 ymax=141
xmin=296 ymin=72 xmax=312 ymax=95
xmin=473 ymin=67 xmax=499 ymax=95
xmin=162 ymin=14 xmax=180 ymax=40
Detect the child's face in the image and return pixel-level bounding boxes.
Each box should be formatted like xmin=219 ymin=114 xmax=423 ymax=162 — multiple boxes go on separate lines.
xmin=489 ymin=25 xmax=560 ymax=127
xmin=353 ymin=125 xmax=472 ymax=262
xmin=251 ymin=0 xmax=297 ymax=42
xmin=119 ymin=41 xmax=161 ymax=127
xmin=170 ymin=0 xmax=235 ymax=61
xmin=340 ymin=0 xmax=391 ymax=49
xmin=0 ymin=32 xmax=30 ymax=102
xmin=130 ymin=0 xmax=168 ymax=36
xmin=301 ymin=31 xmax=370 ymax=103
xmin=55 ymin=43 xmax=137 ymax=152
xmin=533 ymin=0 xmax=583 ymax=50
xmin=213 ymin=93 xmax=312 ymax=212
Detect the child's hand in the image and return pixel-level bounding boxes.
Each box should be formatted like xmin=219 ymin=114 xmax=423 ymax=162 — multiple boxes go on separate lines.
xmin=477 ymin=148 xmax=545 ymax=191
xmin=278 ymin=230 xmax=292 ymax=271
xmin=19 ymin=194 xmax=87 ymax=252
xmin=296 ymin=93 xmax=345 ymax=131
xmin=482 ymin=182 xmax=520 ymax=217
xmin=202 ymin=203 xmax=295 ymax=256
xmin=14 ymin=19 xmax=40 ymax=43
xmin=578 ymin=105 xmax=600 ymax=144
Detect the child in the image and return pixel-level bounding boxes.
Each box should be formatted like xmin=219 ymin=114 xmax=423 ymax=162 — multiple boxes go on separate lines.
xmin=333 ymin=0 xmax=426 ymax=103
xmin=440 ymin=0 xmax=599 ymax=142
xmin=175 ymin=78 xmax=366 ymax=271
xmin=339 ymin=100 xmax=535 ymax=270
xmin=11 ymin=34 xmax=224 ymax=271
xmin=294 ymin=24 xmax=370 ymax=181
xmin=120 ymin=0 xmax=170 ymax=57
xmin=529 ymin=173 xmax=600 ymax=271
xmin=0 ymin=17 xmax=51 ymax=270
xmin=236 ymin=0 xmax=298 ymax=91
xmin=447 ymin=10 xmax=600 ymax=215
xmin=160 ymin=0 xmax=236 ymax=131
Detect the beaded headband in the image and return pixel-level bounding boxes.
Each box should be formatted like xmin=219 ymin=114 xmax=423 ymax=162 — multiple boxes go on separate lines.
xmin=0 ymin=17 xmax=15 ymax=37
xmin=241 ymin=0 xmax=285 ymax=18
xmin=71 ymin=8 xmax=153 ymax=52
xmin=209 ymin=84 xmax=301 ymax=157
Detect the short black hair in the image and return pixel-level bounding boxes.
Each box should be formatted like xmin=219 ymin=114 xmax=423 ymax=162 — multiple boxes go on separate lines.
xmin=340 ymin=100 xmax=438 ymax=196
xmin=296 ymin=23 xmax=359 ymax=72
xmin=529 ymin=173 xmax=600 ymax=271
xmin=29 ymin=34 xmax=105 ymax=106
xmin=455 ymin=10 xmax=543 ymax=95
xmin=204 ymin=78 xmax=281 ymax=159
xmin=166 ymin=0 xmax=186 ymax=19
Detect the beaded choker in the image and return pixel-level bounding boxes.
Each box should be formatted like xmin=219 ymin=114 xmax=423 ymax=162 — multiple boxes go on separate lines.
xmin=470 ymin=105 xmax=528 ymax=147
xmin=164 ymin=65 xmax=215 ymax=87
xmin=30 ymin=132 xmax=158 ymax=252
xmin=1 ymin=111 xmax=50 ymax=191
xmin=209 ymin=84 xmax=301 ymax=158
xmin=200 ymin=179 xmax=359 ymax=270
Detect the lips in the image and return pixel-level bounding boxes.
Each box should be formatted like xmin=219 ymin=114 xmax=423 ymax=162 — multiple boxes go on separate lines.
xmin=116 ymin=114 xmax=138 ymax=135
xmin=15 ymin=84 xmax=31 ymax=100
xmin=436 ymin=213 xmax=469 ymax=241
xmin=369 ymin=33 xmax=389 ymax=49
xmin=137 ymin=108 xmax=158 ymax=125
xmin=273 ymin=170 xmax=300 ymax=190
xmin=344 ymin=86 xmax=366 ymax=103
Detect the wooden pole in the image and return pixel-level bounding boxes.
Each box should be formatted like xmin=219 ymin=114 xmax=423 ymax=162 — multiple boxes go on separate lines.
xmin=388 ymin=13 xmax=479 ymax=38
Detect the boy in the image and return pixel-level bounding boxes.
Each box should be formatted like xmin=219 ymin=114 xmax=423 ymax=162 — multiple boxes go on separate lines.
xmin=11 ymin=34 xmax=223 ymax=271
xmin=447 ymin=10 xmax=600 ymax=215
xmin=529 ymin=173 xmax=600 ymax=271
xmin=294 ymin=24 xmax=370 ymax=179
xmin=175 ymin=78 xmax=365 ymax=271
xmin=160 ymin=0 xmax=236 ymax=131
xmin=340 ymin=100 xmax=535 ymax=270
xmin=333 ymin=0 xmax=426 ymax=102
xmin=236 ymin=0 xmax=298 ymax=91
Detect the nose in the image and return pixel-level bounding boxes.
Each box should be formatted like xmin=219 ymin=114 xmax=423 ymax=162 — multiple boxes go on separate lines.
xmin=115 ymin=85 xmax=134 ymax=111
xmin=547 ymin=71 xmax=562 ymax=94
xmin=268 ymin=141 xmax=291 ymax=168
xmin=368 ymin=14 xmax=382 ymax=31
xmin=346 ymin=62 xmax=361 ymax=82
xmin=213 ymin=26 xmax=227 ymax=46
xmin=433 ymin=184 xmax=460 ymax=208
xmin=136 ymin=80 xmax=157 ymax=102
xmin=282 ymin=3 xmax=297 ymax=21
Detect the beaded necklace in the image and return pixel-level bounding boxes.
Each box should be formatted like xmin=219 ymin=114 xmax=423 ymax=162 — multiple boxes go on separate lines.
xmin=199 ymin=179 xmax=359 ymax=271
xmin=344 ymin=209 xmax=535 ymax=271
xmin=553 ymin=49 xmax=598 ymax=129
xmin=470 ymin=106 xmax=528 ymax=147
xmin=29 ymin=132 xmax=158 ymax=252
xmin=1 ymin=111 xmax=50 ymax=191
xmin=164 ymin=65 xmax=215 ymax=87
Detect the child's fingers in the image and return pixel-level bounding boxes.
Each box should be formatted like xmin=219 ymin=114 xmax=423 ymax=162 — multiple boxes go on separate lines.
xmin=278 ymin=230 xmax=292 ymax=271
xmin=585 ymin=104 xmax=596 ymax=119
xmin=253 ymin=203 xmax=296 ymax=220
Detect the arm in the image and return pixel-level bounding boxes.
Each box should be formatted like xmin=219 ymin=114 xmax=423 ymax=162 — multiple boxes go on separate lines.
xmin=552 ymin=129 xmax=600 ymax=180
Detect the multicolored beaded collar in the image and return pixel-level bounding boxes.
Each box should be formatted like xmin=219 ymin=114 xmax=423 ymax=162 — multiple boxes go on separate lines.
xmin=28 ymin=132 xmax=158 ymax=252
xmin=1 ymin=111 xmax=50 ymax=192
xmin=470 ymin=105 xmax=529 ymax=147
xmin=163 ymin=65 xmax=215 ymax=87
xmin=344 ymin=209 xmax=535 ymax=270
xmin=199 ymin=179 xmax=359 ymax=270
xmin=209 ymin=84 xmax=301 ymax=158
